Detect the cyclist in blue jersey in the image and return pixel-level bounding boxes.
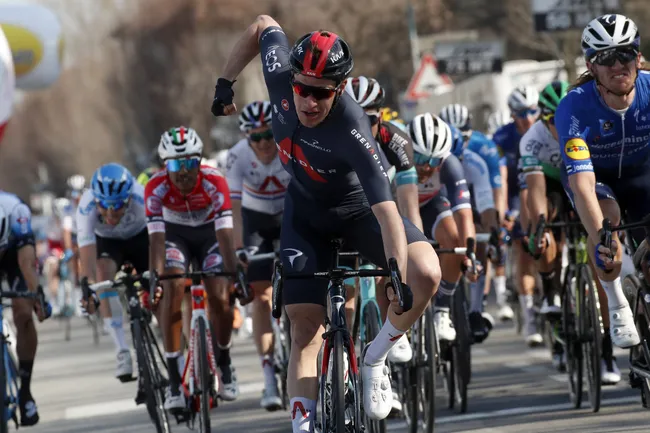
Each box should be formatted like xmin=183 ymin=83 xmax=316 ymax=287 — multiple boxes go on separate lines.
xmin=556 ymin=14 xmax=649 ymax=349
xmin=493 ymin=86 xmax=542 ymax=338
xmin=211 ymin=15 xmax=441 ymax=430
xmin=0 ymin=192 xmax=50 ymax=426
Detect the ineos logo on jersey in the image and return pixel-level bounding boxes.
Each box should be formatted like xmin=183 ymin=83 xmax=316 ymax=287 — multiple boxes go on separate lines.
xmin=265 ymin=47 xmax=281 ymax=73
xmin=276 ymin=138 xmax=335 ymax=182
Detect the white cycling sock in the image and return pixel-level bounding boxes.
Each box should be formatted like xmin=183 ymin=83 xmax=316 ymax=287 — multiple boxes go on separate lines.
xmin=290 ymin=397 xmax=316 ymax=433
xmin=494 ymin=275 xmax=507 ymax=306
xmin=469 ymin=280 xmax=484 ymax=314
xmin=363 ymin=317 xmax=405 ymax=366
xmin=598 ymin=277 xmax=628 ymax=310
xmin=519 ymin=294 xmax=533 ymax=326
xmin=104 ymin=317 xmax=129 ymax=353
xmin=261 ymin=355 xmax=277 ymax=389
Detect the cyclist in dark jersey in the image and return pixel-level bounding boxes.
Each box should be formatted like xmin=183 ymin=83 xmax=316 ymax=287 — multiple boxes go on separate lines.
xmin=211 ymin=15 xmax=440 ymax=430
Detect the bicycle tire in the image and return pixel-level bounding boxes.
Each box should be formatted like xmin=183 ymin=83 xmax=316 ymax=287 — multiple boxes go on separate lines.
xmin=133 ymin=320 xmax=166 ymax=432
xmin=452 ymin=283 xmax=470 ymax=413
xmin=407 ymin=315 xmax=422 ymax=432
xmin=0 ymin=343 xmax=8 ymax=433
xmin=274 ymin=314 xmax=291 ymax=410
xmin=627 ymin=275 xmax=650 ymax=409
xmin=332 ymin=331 xmax=346 ymax=433
xmin=142 ymin=321 xmax=172 ymax=432
xmin=362 ymin=305 xmax=386 ymax=433
xmin=420 ymin=306 xmax=436 ymax=433
xmin=197 ymin=317 xmax=212 ymax=433
xmin=580 ymin=265 xmax=601 ymax=412
xmin=563 ymin=267 xmax=583 ymax=408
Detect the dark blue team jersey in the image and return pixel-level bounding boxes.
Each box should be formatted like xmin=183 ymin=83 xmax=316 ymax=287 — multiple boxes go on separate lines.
xmin=492 ymin=121 xmax=521 ymax=195
xmin=259 ymin=26 xmax=392 ymax=208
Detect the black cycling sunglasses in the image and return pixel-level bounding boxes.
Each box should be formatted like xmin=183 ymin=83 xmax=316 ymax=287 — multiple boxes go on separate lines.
xmin=249 ymin=129 xmax=274 ymax=142
xmin=590 ymin=47 xmax=638 ymax=67
xmin=291 ymin=78 xmax=337 ymax=100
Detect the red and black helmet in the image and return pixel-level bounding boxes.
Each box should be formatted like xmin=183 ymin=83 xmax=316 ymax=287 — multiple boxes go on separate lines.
xmin=289 ymin=31 xmax=354 ymax=84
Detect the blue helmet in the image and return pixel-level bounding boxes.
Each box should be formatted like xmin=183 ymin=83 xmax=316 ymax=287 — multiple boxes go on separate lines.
xmin=91 ymin=163 xmax=134 ymax=204
xmin=449 ymin=125 xmax=465 ymax=158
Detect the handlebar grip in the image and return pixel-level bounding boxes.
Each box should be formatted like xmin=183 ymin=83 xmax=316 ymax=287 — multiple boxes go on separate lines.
xmin=235 ymin=264 xmax=255 ymax=306
xmin=601 ymin=218 xmax=613 ymax=274
xmin=466 ymin=238 xmax=478 ymax=275
xmin=36 ymin=285 xmax=51 ymax=319
xmin=149 ymin=270 xmax=159 ymax=301
xmin=237 ymin=250 xmax=249 ymax=264
xmin=388 ymin=258 xmax=412 ymax=313
xmin=271 ymin=262 xmax=283 ymax=319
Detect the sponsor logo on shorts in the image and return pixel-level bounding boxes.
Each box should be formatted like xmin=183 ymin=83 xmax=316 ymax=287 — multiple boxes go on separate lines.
xmin=202 ymin=253 xmax=223 ymax=271
xmin=564 ymin=138 xmax=590 ymax=160
xmin=165 ymin=247 xmax=184 ymax=263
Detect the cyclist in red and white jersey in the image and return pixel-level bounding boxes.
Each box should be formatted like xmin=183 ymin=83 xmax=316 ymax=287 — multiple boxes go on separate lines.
xmin=227 ymin=100 xmax=291 ymax=411
xmin=145 ymin=126 xmax=239 ymax=410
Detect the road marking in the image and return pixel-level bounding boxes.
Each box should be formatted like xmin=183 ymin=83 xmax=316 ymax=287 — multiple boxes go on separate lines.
xmin=549 ymin=374 xmax=568 ymax=383
xmin=64 ymin=381 xmax=267 ymax=420
xmin=473 ymin=348 xmax=490 ymax=356
xmin=434 ymin=395 xmax=640 ymax=424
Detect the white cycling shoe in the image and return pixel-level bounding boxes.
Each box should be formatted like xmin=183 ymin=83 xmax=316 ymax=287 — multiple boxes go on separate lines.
xmin=164 ymin=385 xmax=186 ymax=411
xmin=609 ymin=305 xmax=640 ymax=348
xmin=601 ymin=357 xmax=622 ymax=385
xmin=433 ymin=307 xmax=456 ymax=342
xmin=498 ymin=304 xmax=514 ymax=321
xmin=540 ymin=298 xmax=562 ymax=316
xmin=387 ymin=334 xmax=413 ymax=363
xmin=361 ymin=344 xmax=393 ymax=421
xmin=260 ymin=386 xmax=283 ymax=411
xmin=116 ymin=349 xmax=134 ymax=381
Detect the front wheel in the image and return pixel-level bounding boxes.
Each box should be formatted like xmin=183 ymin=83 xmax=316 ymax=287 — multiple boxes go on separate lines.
xmin=197 ymin=317 xmax=212 ymax=433
xmin=579 ymin=265 xmax=601 ymax=412
xmin=563 ymin=268 xmax=583 ymax=409
xmin=362 ymin=306 xmax=386 ymax=433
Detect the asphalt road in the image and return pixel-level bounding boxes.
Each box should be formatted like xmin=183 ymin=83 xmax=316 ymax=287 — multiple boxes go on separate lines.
xmin=17 ymin=306 xmax=650 ymax=433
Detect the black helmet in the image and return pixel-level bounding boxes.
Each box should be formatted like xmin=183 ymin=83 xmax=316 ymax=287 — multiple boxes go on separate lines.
xmin=289 ymin=31 xmax=354 ymax=84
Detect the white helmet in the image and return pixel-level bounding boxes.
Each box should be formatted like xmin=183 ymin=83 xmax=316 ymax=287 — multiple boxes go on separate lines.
xmin=0 ymin=206 xmax=8 ymax=247
xmin=238 ymin=101 xmax=272 ymax=132
xmin=344 ymin=76 xmax=385 ymax=109
xmin=507 ymin=86 xmax=539 ymax=113
xmin=408 ymin=113 xmax=452 ymax=159
xmin=53 ymin=197 xmax=71 ymax=219
xmin=582 ymin=14 xmax=640 ymax=59
xmin=158 ymin=126 xmax=203 ymax=160
xmin=67 ymin=174 xmax=85 ymax=191
xmin=439 ymin=104 xmax=471 ymax=130
xmin=487 ymin=110 xmax=511 ymax=135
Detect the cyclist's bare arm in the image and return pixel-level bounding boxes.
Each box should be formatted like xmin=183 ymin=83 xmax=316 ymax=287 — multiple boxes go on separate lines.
xmin=231 ymin=199 xmax=245 ymax=250
xmin=18 ymin=245 xmax=40 ymax=293
xmin=500 ymin=165 xmax=509 ymax=219
xmin=396 ymin=184 xmax=423 ymax=232
xmin=63 ymin=228 xmax=74 ymax=252
xmin=79 ymin=244 xmax=97 ymax=282
xmin=215 ymin=228 xmax=237 ymax=273
xmin=493 ymin=186 xmax=506 ymax=225
xmin=480 ymin=208 xmax=500 ymax=232
xmin=372 ymin=201 xmax=408 ymax=278
xmin=149 ymin=232 xmax=166 ymax=275
xmin=220 ymin=15 xmax=281 ymax=82
xmin=569 ymin=171 xmax=605 ymax=242
xmin=453 ymin=208 xmax=476 ymax=245
xmin=525 ymin=173 xmax=548 ymax=228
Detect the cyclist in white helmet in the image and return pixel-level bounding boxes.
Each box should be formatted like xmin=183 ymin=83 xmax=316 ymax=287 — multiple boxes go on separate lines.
xmin=487 ymin=110 xmax=512 ymax=138
xmin=226 ymin=100 xmax=290 ymax=410
xmin=408 ymin=113 xmax=482 ymax=342
xmin=440 ymin=103 xmax=510 ymax=327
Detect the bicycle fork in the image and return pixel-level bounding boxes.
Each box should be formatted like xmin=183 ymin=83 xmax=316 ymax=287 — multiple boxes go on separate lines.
xmin=182 ymin=286 xmax=219 ymax=398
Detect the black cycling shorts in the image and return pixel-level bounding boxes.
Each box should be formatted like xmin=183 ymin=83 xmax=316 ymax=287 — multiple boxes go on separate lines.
xmin=281 ymin=191 xmax=428 ymax=306
xmin=96 ymin=229 xmax=149 ymax=272
xmin=420 ymin=195 xmax=452 ymax=240
xmin=243 ymin=207 xmax=281 ymax=282
xmin=165 ymin=222 xmax=222 ymax=272
xmin=0 ymin=245 xmax=31 ymax=292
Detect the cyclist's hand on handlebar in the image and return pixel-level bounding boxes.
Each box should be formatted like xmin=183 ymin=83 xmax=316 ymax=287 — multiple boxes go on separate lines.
xmin=80 ymin=290 xmax=99 ymax=315
xmin=385 ymin=281 xmax=411 ymax=315
xmin=140 ymin=286 xmax=163 ymax=311
xmin=461 ymin=257 xmax=482 ymax=282
xmin=594 ymin=240 xmax=621 ymax=273
xmin=211 ymin=78 xmax=237 ymax=116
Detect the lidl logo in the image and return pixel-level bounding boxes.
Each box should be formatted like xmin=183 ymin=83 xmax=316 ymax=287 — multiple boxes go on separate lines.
xmin=564 ymin=138 xmax=590 ymax=160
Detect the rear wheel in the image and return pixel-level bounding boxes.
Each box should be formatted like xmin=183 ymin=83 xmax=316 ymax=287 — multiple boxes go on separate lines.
xmin=625 ymin=275 xmax=650 ymax=409
xmin=0 ymin=344 xmax=8 ymax=433
xmin=451 ymin=285 xmax=470 ymax=413
xmin=580 ymin=265 xmax=602 ymax=412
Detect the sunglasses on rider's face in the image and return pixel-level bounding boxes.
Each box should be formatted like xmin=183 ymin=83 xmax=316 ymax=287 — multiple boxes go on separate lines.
xmin=590 ymin=47 xmax=638 ymax=67
xmin=249 ymin=129 xmax=274 ymax=142
xmin=515 ymin=108 xmax=539 ymax=119
xmin=414 ymin=152 xmax=443 ymax=167
xmin=291 ymin=79 xmax=337 ymax=100
xmin=366 ymin=110 xmax=381 ymax=126
xmin=96 ymin=197 xmax=129 ymax=211
xmin=166 ymin=157 xmax=201 ymax=173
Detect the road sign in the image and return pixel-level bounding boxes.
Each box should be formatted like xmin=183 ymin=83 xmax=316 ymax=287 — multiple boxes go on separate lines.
xmin=404 ymin=54 xmax=453 ymax=101
xmin=531 ymin=0 xmax=620 ymax=32
xmin=434 ymin=40 xmax=505 ymax=75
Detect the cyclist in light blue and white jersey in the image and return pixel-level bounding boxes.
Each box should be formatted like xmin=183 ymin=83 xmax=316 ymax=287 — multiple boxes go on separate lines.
xmin=556 ymin=14 xmax=650 ymax=349
xmin=77 ymin=163 xmax=147 ymax=381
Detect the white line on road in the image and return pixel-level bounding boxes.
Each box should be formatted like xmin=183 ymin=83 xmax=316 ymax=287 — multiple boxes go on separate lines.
xmin=433 ymin=395 xmax=639 ymax=424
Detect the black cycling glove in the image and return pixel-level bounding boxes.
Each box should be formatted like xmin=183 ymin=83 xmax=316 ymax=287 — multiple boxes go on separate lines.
xmin=211 ymin=78 xmax=236 ymax=116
